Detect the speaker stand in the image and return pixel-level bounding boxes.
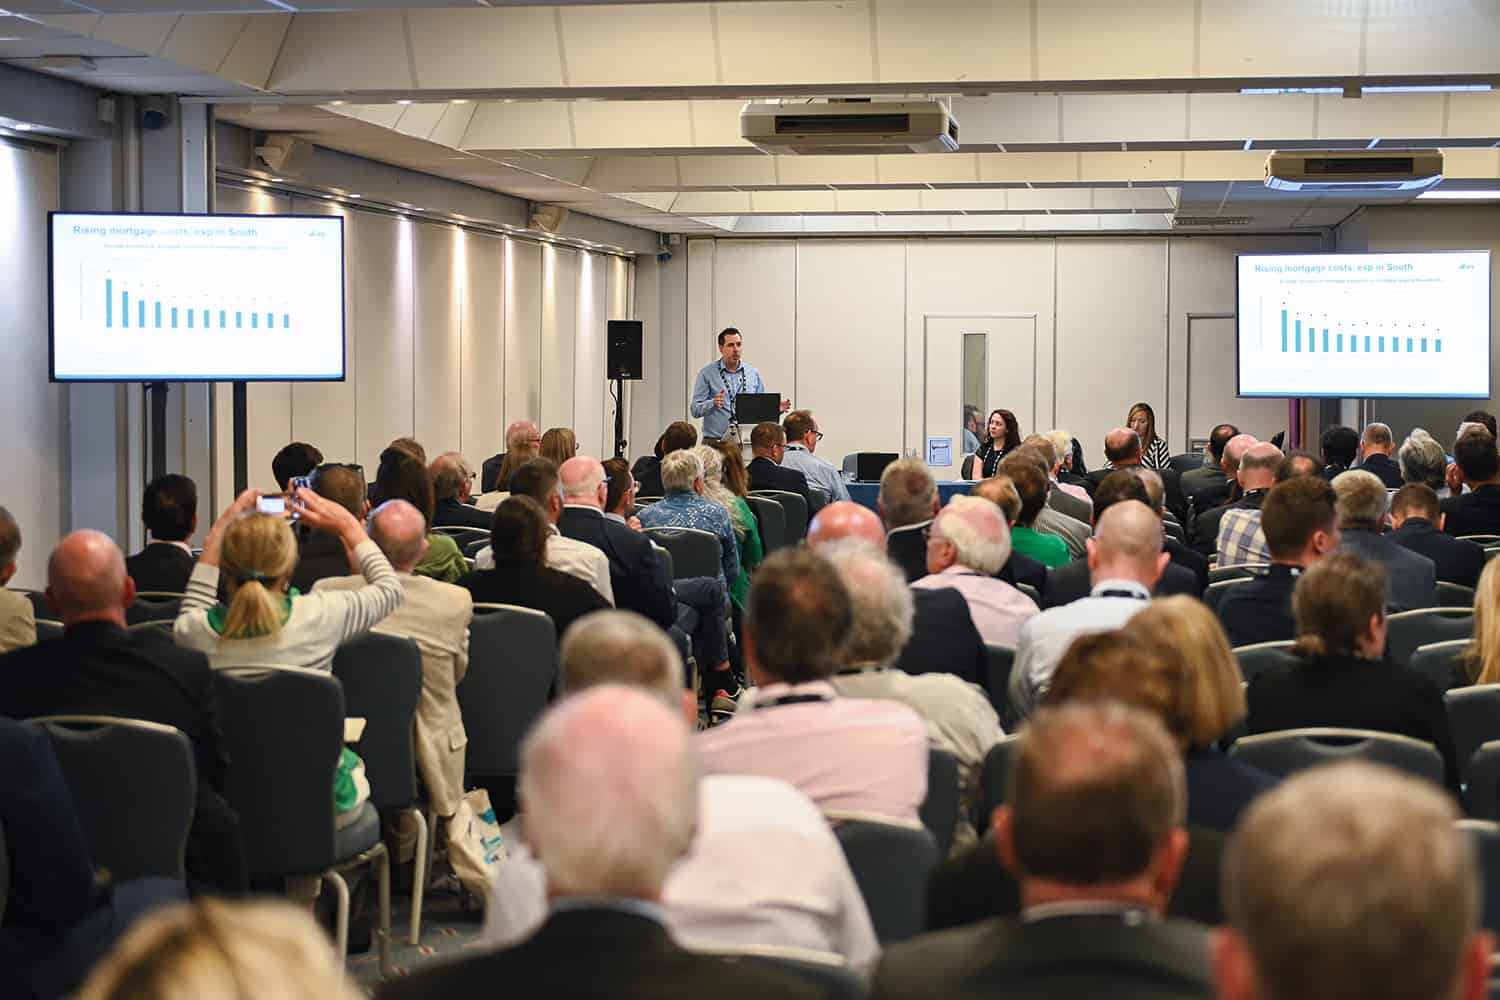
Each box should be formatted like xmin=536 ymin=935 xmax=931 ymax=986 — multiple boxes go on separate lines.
xmin=612 ymin=377 xmax=627 ymax=459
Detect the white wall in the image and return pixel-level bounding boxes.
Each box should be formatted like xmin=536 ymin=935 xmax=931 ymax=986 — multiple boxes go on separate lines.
xmin=215 ymin=185 xmax=633 ymax=489
xmin=678 ymin=234 xmax=1320 ymax=469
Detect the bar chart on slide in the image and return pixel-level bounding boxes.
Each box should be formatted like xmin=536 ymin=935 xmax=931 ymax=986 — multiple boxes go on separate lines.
xmin=1237 ymin=251 xmax=1491 ymax=399
xmin=102 ymin=276 xmax=291 ymax=332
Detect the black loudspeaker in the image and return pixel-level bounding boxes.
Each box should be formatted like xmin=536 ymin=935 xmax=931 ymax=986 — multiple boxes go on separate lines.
xmin=607 ymin=320 xmax=644 ymax=380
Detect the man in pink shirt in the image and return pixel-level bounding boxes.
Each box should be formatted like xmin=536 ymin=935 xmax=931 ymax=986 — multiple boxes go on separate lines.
xmin=912 ymin=496 xmax=1040 ymax=647
xmin=698 ymin=548 xmax=929 ymax=825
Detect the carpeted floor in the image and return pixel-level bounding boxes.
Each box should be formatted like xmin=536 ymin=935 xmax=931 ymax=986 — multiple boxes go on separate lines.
xmin=346 ymin=883 xmax=488 ymax=991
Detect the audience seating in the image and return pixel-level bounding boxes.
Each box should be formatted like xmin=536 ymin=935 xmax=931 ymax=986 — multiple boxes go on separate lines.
xmin=1486 ymin=546 xmax=1500 ymax=565
xmin=1168 ymin=453 xmax=1204 ymax=475
xmin=125 ymin=592 xmax=182 ymax=626
xmin=30 ymin=715 xmax=195 ymax=883
xmin=35 ymin=619 xmax=63 ymax=641
xmin=725 ymin=952 xmax=867 ymax=1000
xmin=463 ymin=537 xmax=488 ymax=559
xmin=1387 ymin=608 xmax=1474 ymax=665
xmin=744 ymin=495 xmax=787 ymax=553
xmin=458 ymin=604 xmax=558 ymax=781
xmin=0 ymin=811 xmax=7 ymax=922
xmin=1205 ymin=577 xmax=1252 ymax=606
xmin=126 ymin=620 xmax=173 ymax=636
xmin=1209 ymin=564 xmax=1268 ymax=585
xmin=751 ymin=490 xmax=808 ymax=543
xmin=432 ymin=526 xmax=488 ymax=546
xmin=214 ymin=666 xmax=392 ymax=975
xmin=1459 ymin=820 xmax=1500 ymax=936
xmin=1163 ymin=520 xmax=1185 ymax=545
xmin=919 ymin=748 xmax=960 ymax=856
xmin=1466 ymin=742 xmax=1500 ymax=820
xmin=331 ymin=633 xmax=427 ymax=944
xmin=977 ymin=734 xmax=1023 ymax=827
xmin=16 ymin=590 xmax=48 ymax=621
xmin=833 ymin=820 xmax=938 ymax=945
xmin=981 ymin=644 xmax=1015 ymax=725
xmin=1447 ymin=686 xmax=1500 ymax=790
xmin=644 ymin=527 xmax=723 ymax=581
xmin=1459 ymin=535 xmax=1500 ymax=546
xmin=1229 ymin=728 xmax=1444 ymax=787
xmin=1410 ymin=639 xmax=1471 ymax=693
xmin=1232 ymin=640 xmax=1297 ymax=682
xmin=1015 ymin=582 xmax=1041 ymax=606
xmin=1438 ymin=582 xmax=1478 ymax=609
xmin=634 ymin=496 xmax=663 ymax=506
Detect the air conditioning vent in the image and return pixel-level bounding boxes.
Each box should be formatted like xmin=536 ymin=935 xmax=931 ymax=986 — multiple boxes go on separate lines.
xmin=1265 ymin=149 xmax=1442 ymax=191
xmin=742 ymin=100 xmax=959 ymax=155
xmin=1170 ymin=215 xmax=1253 ymax=227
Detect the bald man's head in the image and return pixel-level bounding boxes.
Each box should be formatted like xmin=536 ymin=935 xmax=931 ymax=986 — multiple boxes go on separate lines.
xmin=1222 ymin=433 xmax=1258 ymax=475
xmin=367 ymin=499 xmax=429 ymax=572
xmin=1088 ymin=500 xmax=1168 ymax=588
xmin=48 ymin=530 xmax=134 ymax=625
xmin=1104 ymin=428 xmax=1143 ymax=467
xmin=559 ymin=455 xmax=607 ymax=510
xmin=1239 ymin=442 xmax=1285 ymax=490
xmin=807 ymin=500 xmax=886 ymax=548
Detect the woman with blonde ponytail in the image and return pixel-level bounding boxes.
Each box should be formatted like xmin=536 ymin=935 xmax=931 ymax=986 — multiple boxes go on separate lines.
xmin=1243 ymin=550 xmax=1461 ymax=791
xmin=174 ymin=486 xmax=404 ymax=672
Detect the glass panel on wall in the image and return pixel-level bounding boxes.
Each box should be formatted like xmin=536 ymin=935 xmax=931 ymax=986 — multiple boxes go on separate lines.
xmin=961 ymin=332 xmax=987 ymax=456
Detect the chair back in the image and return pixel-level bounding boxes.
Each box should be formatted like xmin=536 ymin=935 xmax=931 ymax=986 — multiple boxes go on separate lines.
xmin=1439 ymin=581 xmax=1477 ymax=608
xmin=1459 ymin=535 xmax=1500 ymax=546
xmin=919 ymin=748 xmax=960 ymax=856
xmin=1447 ymin=685 xmax=1500 ymax=788
xmin=332 ymin=633 xmax=422 ymax=811
xmin=1228 ymin=727 xmax=1444 ymax=786
xmin=460 ymin=604 xmax=558 ymax=777
xmin=1467 ymin=741 xmax=1500 ymax=821
xmin=644 ymin=527 xmax=722 ymax=581
xmin=1163 ymin=520 xmax=1185 ymax=545
xmin=14 ymin=589 xmax=48 ymax=621
xmin=127 ymin=620 xmax=174 ymax=636
xmin=978 ymin=734 xmax=1022 ymax=825
xmin=745 ymin=495 xmax=787 ymax=553
xmin=634 ymin=496 xmax=663 ymax=507
xmin=959 ymin=454 xmax=976 ymax=480
xmin=730 ymin=953 xmax=867 ymax=1000
xmin=1015 ymin=582 xmax=1040 ymax=606
xmin=432 ymin=525 xmax=489 ymax=544
xmin=126 ymin=592 xmax=183 ymax=625
xmin=1233 ymin=640 xmax=1297 ymax=682
xmin=753 ymin=490 xmax=808 ymax=542
xmin=464 ymin=537 xmax=489 ymax=559
xmin=981 ymin=644 xmax=1015 ymax=726
xmin=31 ymin=715 xmax=196 ymax=881
xmin=35 ymin=619 xmax=63 ymax=642
xmin=1388 ymin=608 xmax=1474 ymax=664
xmin=214 ymin=666 xmax=343 ymax=877
xmin=834 ymin=820 xmax=938 ymax=944
xmin=1410 ymin=639 xmax=1472 ymax=693
xmin=1209 ymin=564 xmax=1268 ymax=585
xmin=1168 ymin=452 xmax=1204 ymax=475
xmin=0 ymin=813 xmax=7 ymax=923
xmin=1459 ymin=820 xmax=1500 ymax=936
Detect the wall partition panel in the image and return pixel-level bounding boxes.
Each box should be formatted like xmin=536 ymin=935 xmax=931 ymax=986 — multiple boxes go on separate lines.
xmin=413 ymin=222 xmax=464 ymax=460
xmin=505 ymin=238 xmax=543 ymax=428
xmin=540 ymin=244 xmax=579 ymax=433
xmin=458 ymin=231 xmax=505 ymax=466
xmin=711 ymin=241 xmax=797 ymax=410
xmin=286 ymin=197 xmax=358 ymax=470
xmin=351 ymin=212 xmax=416 ymax=468
xmin=573 ymin=251 xmax=609 ymax=456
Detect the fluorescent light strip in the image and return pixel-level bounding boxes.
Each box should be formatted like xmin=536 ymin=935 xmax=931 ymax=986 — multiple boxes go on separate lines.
xmin=1416 ymin=190 xmax=1500 ymax=200
xmin=1240 ymin=87 xmax=1342 ymax=95
xmin=1363 ymin=84 xmax=1492 ymax=93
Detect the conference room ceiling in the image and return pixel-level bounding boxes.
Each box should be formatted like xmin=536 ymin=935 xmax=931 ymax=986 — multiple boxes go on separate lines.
xmin=7 ymin=0 xmax=1500 ymax=234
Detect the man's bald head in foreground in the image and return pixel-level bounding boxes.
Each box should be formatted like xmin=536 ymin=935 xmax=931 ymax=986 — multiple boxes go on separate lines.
xmin=807 ymin=500 xmax=886 ymax=548
xmin=47 ymin=530 xmax=135 ymax=625
xmin=558 ymin=455 xmax=607 ymax=510
xmin=367 ymin=499 xmax=429 ymax=572
xmin=1088 ymin=500 xmax=1169 ymax=587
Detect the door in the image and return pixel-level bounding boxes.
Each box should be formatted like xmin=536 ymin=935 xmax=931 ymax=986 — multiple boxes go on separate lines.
xmin=923 ymin=315 xmax=1038 ymax=480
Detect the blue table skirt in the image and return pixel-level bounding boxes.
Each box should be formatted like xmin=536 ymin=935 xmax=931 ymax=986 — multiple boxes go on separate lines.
xmin=847 ymin=480 xmax=973 ymax=513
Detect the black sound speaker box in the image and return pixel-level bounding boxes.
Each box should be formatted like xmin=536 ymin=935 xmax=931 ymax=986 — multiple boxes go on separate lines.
xmin=607 ymin=320 xmax=644 ymax=380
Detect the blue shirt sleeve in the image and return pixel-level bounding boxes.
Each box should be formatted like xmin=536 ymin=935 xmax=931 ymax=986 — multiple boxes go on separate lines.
xmin=690 ymin=366 xmax=717 ymax=419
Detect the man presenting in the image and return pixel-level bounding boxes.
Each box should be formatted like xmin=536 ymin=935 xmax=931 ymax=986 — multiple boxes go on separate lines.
xmin=690 ymin=327 xmax=788 ymax=442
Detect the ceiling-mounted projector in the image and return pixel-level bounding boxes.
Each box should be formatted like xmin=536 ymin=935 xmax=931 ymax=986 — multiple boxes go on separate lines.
xmin=1264 ymin=149 xmax=1443 ymax=191
xmin=740 ymin=100 xmax=959 ymax=155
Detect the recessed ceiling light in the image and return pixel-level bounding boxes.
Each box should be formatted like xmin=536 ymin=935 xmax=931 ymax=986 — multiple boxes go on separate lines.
xmin=396 ymin=100 xmax=413 ymax=105
xmin=451 ymin=99 xmax=469 ymax=105
xmin=13 ymin=122 xmax=32 ymax=130
xmin=270 ymin=177 xmax=283 ymax=182
xmin=330 ymin=99 xmax=347 ymax=106
xmin=347 ymin=193 xmax=362 ymax=198
xmin=1417 ymin=189 xmax=1500 ymax=200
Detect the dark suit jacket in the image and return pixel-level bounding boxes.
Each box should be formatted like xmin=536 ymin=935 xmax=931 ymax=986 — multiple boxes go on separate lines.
xmin=377 ymin=909 xmax=822 ymax=1000
xmin=926 ymin=827 xmax=1227 ymax=932
xmin=0 ymin=621 xmax=245 ymax=894
xmin=1042 ymin=559 xmax=1197 ymax=609
xmin=886 ymin=522 xmax=929 ymax=583
xmin=291 ymin=529 xmax=353 ymax=595
xmin=1087 ymin=464 xmax=1187 ymax=523
xmin=1179 ymin=464 xmax=1228 ymax=508
xmin=124 ymin=542 xmax=195 ymax=594
xmin=1183 ymin=749 xmax=1278 ymax=834
xmin=1390 ymin=518 xmax=1485 ymax=589
xmin=1212 ymin=564 xmax=1300 ymax=649
xmin=999 ymin=551 xmax=1048 ymax=595
xmin=1340 ymin=528 xmax=1437 ymax=612
xmin=631 ymin=456 xmax=664 ymax=498
xmin=458 ymin=565 xmax=610 ymax=638
xmin=747 ymin=457 xmax=823 ymax=515
xmin=1359 ymin=452 xmax=1404 ymax=489
xmin=433 ymin=496 xmax=492 ymax=531
xmin=895 ymin=586 xmax=984 ymax=685
xmin=1246 ymin=652 xmax=1461 ymax=792
xmin=1190 ymin=488 xmax=1269 ymax=556
xmin=876 ymin=911 xmax=1214 ymax=1000
xmin=480 ymin=452 xmax=505 ymax=494
xmin=1166 ymin=538 xmax=1209 ymax=595
xmin=559 ymin=506 xmax=675 ymax=629
xmin=1442 ymin=484 xmax=1500 ymax=539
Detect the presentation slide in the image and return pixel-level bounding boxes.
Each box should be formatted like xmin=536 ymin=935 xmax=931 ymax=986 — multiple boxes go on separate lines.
xmin=50 ymin=213 xmax=345 ymax=381
xmin=1237 ymin=251 xmax=1491 ymax=399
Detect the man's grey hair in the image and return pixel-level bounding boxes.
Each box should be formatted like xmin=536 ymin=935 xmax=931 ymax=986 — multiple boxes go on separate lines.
xmin=1223 ymin=762 xmax=1476 ymax=1000
xmin=1362 ymin=422 xmax=1394 ymax=449
xmin=1046 ymin=430 xmax=1076 ymax=471
xmin=660 ymin=450 xmax=704 ymax=494
xmin=559 ymin=610 xmax=681 ymax=707
xmin=1331 ymin=468 xmax=1389 ymax=529
xmin=560 ymin=460 xmax=605 ymax=499
xmin=932 ymin=495 xmax=1012 ymax=575
xmin=1400 ymin=429 xmax=1448 ymax=489
xmin=817 ymin=539 xmax=914 ymax=666
xmin=520 ymin=685 xmax=698 ymax=898
xmin=1457 ymin=420 xmax=1487 ymax=446
xmin=878 ymin=458 xmax=938 ymax=528
xmin=0 ymin=505 xmax=19 ymax=573
xmin=429 ymin=452 xmax=472 ymax=501
xmin=1126 ymin=467 xmax=1166 ymax=514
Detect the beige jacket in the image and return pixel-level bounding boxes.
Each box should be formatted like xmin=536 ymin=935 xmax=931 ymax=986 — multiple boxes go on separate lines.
xmin=0 ymin=588 xmax=36 ymax=654
xmin=317 ymin=572 xmax=473 ymax=816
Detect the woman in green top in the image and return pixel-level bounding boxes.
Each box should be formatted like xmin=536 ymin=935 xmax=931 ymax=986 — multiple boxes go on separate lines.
xmin=372 ymin=446 xmax=467 ymax=582
xmin=696 ymin=444 xmax=762 ymax=610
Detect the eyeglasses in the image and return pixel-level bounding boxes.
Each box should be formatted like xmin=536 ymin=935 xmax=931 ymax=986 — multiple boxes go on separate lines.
xmin=814 ymin=431 xmax=825 ymax=441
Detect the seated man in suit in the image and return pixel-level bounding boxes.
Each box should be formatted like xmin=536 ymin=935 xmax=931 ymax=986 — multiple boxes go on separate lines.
xmin=315 ymin=500 xmax=472 ymax=846
xmin=874 ymin=701 xmax=1213 ymax=1000
xmin=0 ymin=530 xmax=245 ymax=895
xmin=1319 ymin=424 xmax=1360 ymax=480
xmin=1215 ymin=443 xmax=1283 ymax=568
xmin=699 ymin=549 xmax=929 ymax=824
xmin=1125 ymin=467 xmax=1207 ymax=594
xmin=480 ymin=611 xmax=878 ymax=969
xmin=382 ymin=686 xmax=824 ymax=1000
xmin=1442 ymin=428 xmax=1500 ymax=538
xmin=289 ymin=462 xmax=369 ymax=594
xmin=125 ymin=474 xmax=198 ymax=595
xmin=1357 ymin=421 xmax=1404 ymax=488
xmin=271 ymin=440 xmax=322 ymax=492
xmin=479 ymin=419 xmax=539 ymax=494
xmin=971 ymin=476 xmax=1048 ymax=594
xmin=810 ymin=500 xmax=985 ymax=686
xmin=1043 ymin=430 xmax=1094 ymax=508
xmin=1213 ymin=475 xmax=1339 ymax=649
xmin=1043 ymin=473 xmax=1197 ymax=609
xmin=1389 ymin=483 xmax=1485 ymax=589
xmin=1398 ymin=429 xmax=1452 ymax=498
xmin=1191 ymin=436 xmax=1267 ymax=556
xmin=913 ymin=497 xmax=1039 ymax=647
xmin=0 ymin=505 xmax=35 ymax=652
xmin=1180 ymin=422 xmax=1238 ymax=514
xmin=1022 ymin=435 xmax=1090 ymax=524
xmin=746 ymin=422 xmax=823 ymax=516
xmin=1215 ymin=763 xmax=1492 ymax=1000
xmin=879 ymin=457 xmax=942 ymax=583
xmin=428 ymin=452 xmax=491 ymax=531
xmin=1333 ymin=469 xmax=1436 ymax=612
xmin=1003 ymin=449 xmax=1089 ymax=561
xmin=559 ymin=456 xmax=675 ymax=630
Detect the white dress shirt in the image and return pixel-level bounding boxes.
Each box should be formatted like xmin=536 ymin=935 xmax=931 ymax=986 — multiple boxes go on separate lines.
xmin=1007 ymin=579 xmax=1151 ymax=721
xmin=481 ymin=774 xmax=880 ymax=969
xmin=781 ymin=444 xmax=851 ymax=503
xmin=473 ymin=526 xmax=614 ymax=605
xmin=911 ymin=565 xmax=1040 ymax=647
